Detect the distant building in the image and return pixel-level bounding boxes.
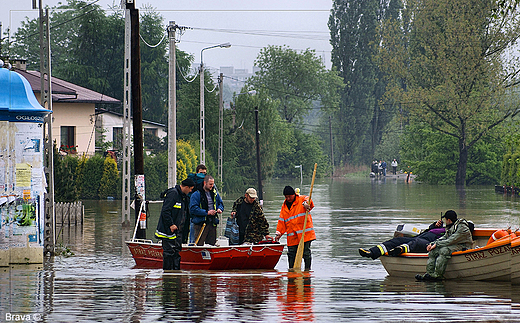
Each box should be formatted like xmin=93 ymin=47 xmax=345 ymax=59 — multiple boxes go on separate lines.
xmin=219 ymin=65 xmax=255 ymax=95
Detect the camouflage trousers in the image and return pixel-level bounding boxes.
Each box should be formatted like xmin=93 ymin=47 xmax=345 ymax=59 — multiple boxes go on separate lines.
xmin=426 ymin=245 xmax=463 ymax=278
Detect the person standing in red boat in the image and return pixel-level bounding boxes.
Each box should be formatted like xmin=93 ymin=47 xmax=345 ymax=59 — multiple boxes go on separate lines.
xmin=155 ymin=178 xmax=195 ymax=271
xmin=231 ymin=188 xmax=272 ymax=244
xmin=415 ymin=210 xmax=473 ymax=281
xmin=275 ymin=186 xmax=315 ymax=270
xmin=190 ymin=175 xmax=224 ymax=246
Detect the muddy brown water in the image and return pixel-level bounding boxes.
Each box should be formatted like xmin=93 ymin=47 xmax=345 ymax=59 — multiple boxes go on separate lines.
xmin=2 ymin=177 xmax=519 ymax=322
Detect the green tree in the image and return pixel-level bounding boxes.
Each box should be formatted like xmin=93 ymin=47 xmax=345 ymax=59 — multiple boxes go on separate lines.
xmin=99 ymin=157 xmax=119 ymax=199
xmin=379 ymin=0 xmax=520 ymax=185
xmin=400 ymin=123 xmax=503 ymax=185
xmin=9 ymin=1 xmax=192 ymax=124
xmin=223 ymin=87 xmax=288 ymax=192
xmin=140 ymin=7 xmax=168 ymax=124
xmin=77 ymin=154 xmax=105 ymax=199
xmin=53 ymin=146 xmax=79 ymax=202
xmin=274 ymin=127 xmax=329 ymax=178
xmin=250 ymin=45 xmax=342 ymax=124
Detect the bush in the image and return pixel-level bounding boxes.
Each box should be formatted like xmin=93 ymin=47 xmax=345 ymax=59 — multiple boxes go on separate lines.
xmin=99 ymin=156 xmax=119 ymax=199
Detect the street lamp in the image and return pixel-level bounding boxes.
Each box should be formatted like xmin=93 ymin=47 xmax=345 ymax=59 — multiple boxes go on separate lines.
xmin=295 ymin=165 xmax=303 ymax=187
xmin=200 ymin=42 xmax=231 ymax=165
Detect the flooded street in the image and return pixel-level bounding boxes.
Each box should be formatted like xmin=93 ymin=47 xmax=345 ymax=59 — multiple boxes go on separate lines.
xmin=2 ymin=177 xmax=520 ymax=322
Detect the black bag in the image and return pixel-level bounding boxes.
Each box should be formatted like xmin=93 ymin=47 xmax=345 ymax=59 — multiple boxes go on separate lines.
xmin=224 ymin=217 xmax=239 ymax=245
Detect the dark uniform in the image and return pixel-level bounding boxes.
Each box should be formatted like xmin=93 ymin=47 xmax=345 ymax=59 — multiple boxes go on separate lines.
xmin=359 ymin=221 xmax=445 ymax=259
xmin=155 ymin=185 xmax=190 ymax=270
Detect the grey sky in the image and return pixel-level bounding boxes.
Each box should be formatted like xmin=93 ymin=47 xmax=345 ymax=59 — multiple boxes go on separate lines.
xmin=1 ymin=0 xmax=334 ymax=72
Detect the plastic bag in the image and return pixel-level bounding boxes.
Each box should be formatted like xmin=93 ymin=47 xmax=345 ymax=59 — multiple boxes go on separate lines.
xmin=224 ymin=217 xmax=240 ymax=245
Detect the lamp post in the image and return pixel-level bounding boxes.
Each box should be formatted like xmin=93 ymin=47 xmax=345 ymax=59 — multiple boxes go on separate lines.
xmin=199 ymin=42 xmax=231 ymax=165
xmin=295 ymin=165 xmax=303 ymax=187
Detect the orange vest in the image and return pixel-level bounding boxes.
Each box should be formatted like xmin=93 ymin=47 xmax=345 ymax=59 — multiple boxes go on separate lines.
xmin=276 ymin=195 xmax=316 ymax=246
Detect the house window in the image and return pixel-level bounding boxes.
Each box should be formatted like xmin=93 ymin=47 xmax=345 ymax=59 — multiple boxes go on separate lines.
xmin=144 ymin=128 xmax=158 ymax=137
xmin=113 ymin=127 xmax=123 ymax=150
xmin=60 ymin=126 xmax=76 ymax=153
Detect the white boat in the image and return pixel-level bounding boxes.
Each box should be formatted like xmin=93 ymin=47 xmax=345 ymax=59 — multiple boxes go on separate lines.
xmin=380 ymin=228 xmax=512 ymax=281
xmin=512 ymin=234 xmax=520 ymax=285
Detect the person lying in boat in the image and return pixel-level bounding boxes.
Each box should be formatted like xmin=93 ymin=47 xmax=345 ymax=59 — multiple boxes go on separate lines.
xmin=416 ymin=210 xmax=473 ymax=281
xmin=358 ymin=220 xmax=446 ymax=260
xmin=230 ymin=188 xmax=273 ymax=244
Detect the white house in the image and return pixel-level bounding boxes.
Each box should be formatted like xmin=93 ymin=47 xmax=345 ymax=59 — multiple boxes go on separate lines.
xmin=94 ymin=109 xmax=167 ymax=151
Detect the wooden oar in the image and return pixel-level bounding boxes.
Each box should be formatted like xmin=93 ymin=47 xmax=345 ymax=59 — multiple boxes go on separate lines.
xmin=292 ymin=163 xmax=317 ymax=270
xmin=194 ymin=223 xmax=206 ymax=245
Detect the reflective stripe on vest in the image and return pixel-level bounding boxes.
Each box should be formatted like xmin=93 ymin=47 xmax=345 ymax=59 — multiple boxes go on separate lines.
xmin=155 ymin=230 xmax=177 ymax=240
xmin=287 ymin=227 xmax=315 ymax=237
xmin=278 ymin=212 xmax=307 ymax=223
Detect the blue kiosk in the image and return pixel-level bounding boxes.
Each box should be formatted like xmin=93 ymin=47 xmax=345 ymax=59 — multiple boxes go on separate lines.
xmin=0 ymin=61 xmax=51 ymax=265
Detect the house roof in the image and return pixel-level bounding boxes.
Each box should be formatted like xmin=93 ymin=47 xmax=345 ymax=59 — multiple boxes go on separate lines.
xmin=95 ymin=108 xmax=166 ymax=128
xmin=15 ymin=69 xmax=121 ymax=105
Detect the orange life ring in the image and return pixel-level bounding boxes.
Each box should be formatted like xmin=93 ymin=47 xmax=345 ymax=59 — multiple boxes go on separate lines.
xmin=486 ymin=229 xmax=509 ymax=245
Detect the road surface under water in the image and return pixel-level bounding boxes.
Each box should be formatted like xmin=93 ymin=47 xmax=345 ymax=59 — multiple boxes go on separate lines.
xmin=2 ymin=177 xmax=519 ymax=322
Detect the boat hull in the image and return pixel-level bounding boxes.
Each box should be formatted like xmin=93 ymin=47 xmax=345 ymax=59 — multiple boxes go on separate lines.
xmin=380 ymin=228 xmax=512 ymax=281
xmin=512 ymin=236 xmax=520 ymax=285
xmin=126 ymin=240 xmax=285 ymax=270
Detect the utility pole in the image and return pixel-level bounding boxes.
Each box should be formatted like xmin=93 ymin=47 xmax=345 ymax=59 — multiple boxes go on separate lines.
xmin=255 ymin=107 xmax=263 ymax=205
xmin=199 ymin=61 xmax=205 ymax=165
xmin=329 ymin=115 xmax=334 ymax=177
xmin=121 ymin=2 xmax=132 ymax=226
xmin=167 ymin=21 xmax=177 ymax=188
xmin=122 ymin=0 xmax=145 ymax=239
xmin=131 ymin=2 xmax=145 ymax=239
xmin=38 ymin=0 xmax=55 ymax=257
xmin=218 ymin=73 xmax=223 ymax=185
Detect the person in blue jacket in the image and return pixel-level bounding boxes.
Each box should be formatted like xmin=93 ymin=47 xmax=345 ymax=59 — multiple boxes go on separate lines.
xmin=189 ymin=174 xmax=224 ymax=246
xmin=187 ymin=164 xmax=208 ymax=243
xmin=155 ymin=178 xmax=195 ymax=270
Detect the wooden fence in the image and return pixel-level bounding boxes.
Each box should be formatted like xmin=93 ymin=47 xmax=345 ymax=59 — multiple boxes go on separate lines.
xmin=55 ymin=201 xmax=84 ymax=225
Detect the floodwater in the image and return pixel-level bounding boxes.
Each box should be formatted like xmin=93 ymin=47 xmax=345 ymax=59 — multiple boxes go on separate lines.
xmin=2 ymin=177 xmax=520 ymax=322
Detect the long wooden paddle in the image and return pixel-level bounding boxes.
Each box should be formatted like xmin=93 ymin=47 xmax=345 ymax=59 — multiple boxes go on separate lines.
xmin=194 ymin=223 xmax=206 ymax=245
xmin=292 ymin=163 xmax=317 ymax=270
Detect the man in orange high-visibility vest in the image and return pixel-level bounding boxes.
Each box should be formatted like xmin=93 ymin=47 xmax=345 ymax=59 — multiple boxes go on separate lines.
xmin=275 ymin=186 xmax=316 ymax=270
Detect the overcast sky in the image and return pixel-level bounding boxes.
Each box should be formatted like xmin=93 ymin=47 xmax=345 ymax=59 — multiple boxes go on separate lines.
xmin=1 ymin=0 xmax=334 ymax=73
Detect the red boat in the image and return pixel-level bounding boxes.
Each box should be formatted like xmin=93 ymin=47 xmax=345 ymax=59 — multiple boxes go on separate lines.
xmin=126 ymin=239 xmax=285 ymax=270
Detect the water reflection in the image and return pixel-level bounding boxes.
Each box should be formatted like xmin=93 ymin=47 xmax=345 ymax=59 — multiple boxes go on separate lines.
xmin=4 ymin=179 xmax=520 ymax=322
xmin=278 ymin=272 xmax=314 ymax=322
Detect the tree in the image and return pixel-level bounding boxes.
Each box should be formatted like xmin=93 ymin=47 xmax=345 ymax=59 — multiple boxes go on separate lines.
xmin=328 ymin=0 xmax=404 ymax=165
xmin=400 ymin=122 xmax=504 ymax=185
xmin=379 ymin=0 xmax=520 ymax=185
xmin=250 ymin=45 xmax=342 ymax=124
xmin=223 ymin=87 xmax=288 ymax=192
xmin=140 ymin=6 xmax=168 ymax=124
xmin=274 ymin=127 xmax=330 ymax=178
xmin=99 ymin=156 xmax=119 ymax=199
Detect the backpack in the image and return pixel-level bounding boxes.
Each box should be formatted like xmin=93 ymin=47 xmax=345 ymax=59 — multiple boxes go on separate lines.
xmin=187 ymin=172 xmax=206 ymax=196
